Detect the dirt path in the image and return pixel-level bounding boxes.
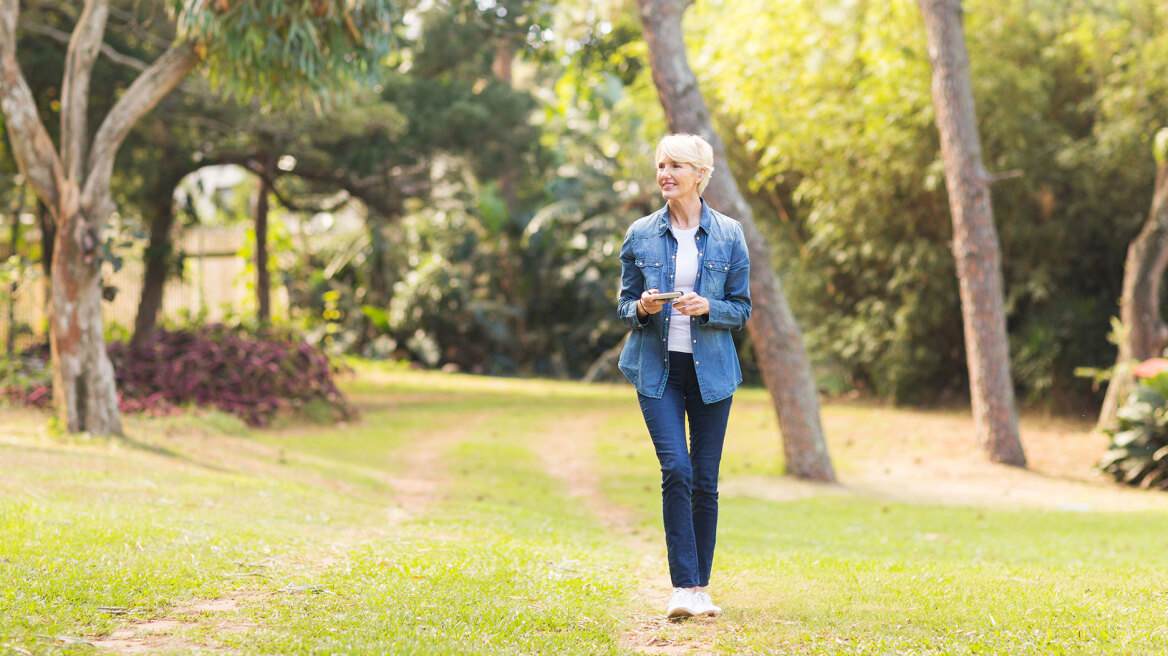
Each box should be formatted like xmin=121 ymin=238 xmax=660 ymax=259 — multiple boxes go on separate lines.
xmin=532 ymin=413 xmax=725 ymax=655
xmin=88 ymin=409 xmax=498 ymax=655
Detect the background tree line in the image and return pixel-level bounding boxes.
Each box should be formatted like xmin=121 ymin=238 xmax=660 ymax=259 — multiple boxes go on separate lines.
xmin=4 ymin=0 xmax=1168 ymax=427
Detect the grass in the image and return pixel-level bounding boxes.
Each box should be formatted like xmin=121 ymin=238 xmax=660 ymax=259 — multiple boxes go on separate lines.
xmin=2 ymin=363 xmax=1167 ymax=655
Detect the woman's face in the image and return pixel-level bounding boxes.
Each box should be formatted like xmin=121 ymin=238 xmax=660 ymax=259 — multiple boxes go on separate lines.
xmin=656 ymin=156 xmax=702 ymax=202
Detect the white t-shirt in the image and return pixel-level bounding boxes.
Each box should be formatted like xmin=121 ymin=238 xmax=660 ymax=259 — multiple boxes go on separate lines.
xmin=668 ymin=225 xmax=700 ymax=353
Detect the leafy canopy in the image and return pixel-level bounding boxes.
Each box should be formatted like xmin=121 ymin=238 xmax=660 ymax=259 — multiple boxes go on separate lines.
xmin=173 ymin=0 xmax=401 ymax=102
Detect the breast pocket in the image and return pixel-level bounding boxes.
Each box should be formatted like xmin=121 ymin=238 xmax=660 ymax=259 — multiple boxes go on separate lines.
xmin=635 ymin=256 xmax=665 ymax=290
xmin=700 ymin=260 xmax=730 ymax=298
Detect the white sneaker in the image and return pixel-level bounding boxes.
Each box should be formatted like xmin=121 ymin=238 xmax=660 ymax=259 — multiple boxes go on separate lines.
xmin=693 ymin=591 xmax=722 ymax=617
xmin=665 ymin=588 xmax=698 ymax=619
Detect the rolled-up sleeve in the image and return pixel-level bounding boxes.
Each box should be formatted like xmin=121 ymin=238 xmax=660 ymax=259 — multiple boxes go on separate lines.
xmin=701 ymin=222 xmax=751 ymax=331
xmin=618 ymin=227 xmax=650 ymax=330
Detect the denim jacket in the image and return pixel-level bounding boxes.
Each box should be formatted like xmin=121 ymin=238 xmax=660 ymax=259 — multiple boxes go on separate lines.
xmin=617 ymin=199 xmax=752 ymax=403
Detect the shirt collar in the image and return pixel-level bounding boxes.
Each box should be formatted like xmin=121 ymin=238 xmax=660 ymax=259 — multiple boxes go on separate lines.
xmin=654 ymin=198 xmax=712 ymax=237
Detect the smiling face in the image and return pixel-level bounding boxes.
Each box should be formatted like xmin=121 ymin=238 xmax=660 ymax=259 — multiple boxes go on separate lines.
xmin=656 ymin=156 xmax=703 ymax=202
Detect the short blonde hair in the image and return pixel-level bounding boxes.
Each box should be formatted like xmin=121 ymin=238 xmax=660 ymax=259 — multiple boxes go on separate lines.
xmin=655 ymin=133 xmax=715 ymax=195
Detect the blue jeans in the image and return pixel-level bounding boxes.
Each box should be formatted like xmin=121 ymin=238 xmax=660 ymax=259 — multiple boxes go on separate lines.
xmin=638 ymin=351 xmax=733 ymax=588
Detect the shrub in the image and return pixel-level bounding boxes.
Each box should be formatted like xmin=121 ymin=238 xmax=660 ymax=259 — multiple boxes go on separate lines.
xmin=1098 ymin=358 xmax=1168 ymax=489
xmin=0 ymin=351 xmax=52 ymax=407
xmin=2 ymin=326 xmax=355 ymax=427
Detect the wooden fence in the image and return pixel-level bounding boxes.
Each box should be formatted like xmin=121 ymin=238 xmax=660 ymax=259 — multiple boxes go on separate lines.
xmin=0 ymin=225 xmax=286 ymax=353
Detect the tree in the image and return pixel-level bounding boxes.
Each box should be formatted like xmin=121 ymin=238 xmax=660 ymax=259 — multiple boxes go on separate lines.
xmin=0 ymin=0 xmax=397 ymax=434
xmin=635 ymin=0 xmax=835 ymax=481
xmin=917 ymin=0 xmax=1025 ymax=466
xmin=1099 ymin=129 xmax=1168 ymax=429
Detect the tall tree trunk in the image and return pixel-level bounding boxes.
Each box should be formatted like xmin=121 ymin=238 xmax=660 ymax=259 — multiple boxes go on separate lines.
xmin=49 ymin=186 xmax=123 ymax=434
xmin=6 ymin=181 xmax=24 ymax=356
xmin=254 ymin=164 xmax=272 ymax=324
xmin=1 ymin=0 xmax=199 ymax=435
xmin=37 ymin=200 xmax=54 ymax=280
xmin=1098 ymin=131 xmax=1168 ymax=430
xmin=918 ymin=0 xmax=1025 ymax=466
xmin=36 ymin=201 xmax=54 ymax=344
xmin=131 ymin=170 xmax=182 ymax=349
xmin=636 ymin=0 xmax=835 ymax=481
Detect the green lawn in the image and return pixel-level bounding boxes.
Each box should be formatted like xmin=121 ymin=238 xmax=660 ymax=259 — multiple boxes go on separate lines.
xmin=2 ymin=364 xmax=1167 ymax=655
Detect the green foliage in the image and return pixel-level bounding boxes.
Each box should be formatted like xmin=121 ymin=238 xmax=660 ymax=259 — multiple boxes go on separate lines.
xmin=274 ymin=1 xmax=642 ymax=377
xmin=0 ymin=352 xmax=51 ymax=395
xmin=175 ymin=0 xmax=402 ymax=104
xmin=688 ymin=0 xmax=1168 ymax=404
xmin=1099 ymin=370 xmax=1168 ymax=489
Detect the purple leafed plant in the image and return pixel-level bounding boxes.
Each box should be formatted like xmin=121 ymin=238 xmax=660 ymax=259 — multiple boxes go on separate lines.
xmin=4 ymin=325 xmax=355 ymax=427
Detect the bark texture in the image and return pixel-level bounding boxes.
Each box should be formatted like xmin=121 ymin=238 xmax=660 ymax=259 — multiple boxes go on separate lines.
xmin=255 ymin=165 xmax=272 ymax=323
xmin=918 ymin=0 xmax=1025 ymax=466
xmin=49 ymin=182 xmax=123 ymax=435
xmin=1099 ymin=140 xmax=1168 ymax=429
xmin=132 ymin=162 xmax=185 ymax=349
xmin=636 ymin=0 xmax=835 ymax=481
xmin=0 ymin=0 xmax=199 ymax=434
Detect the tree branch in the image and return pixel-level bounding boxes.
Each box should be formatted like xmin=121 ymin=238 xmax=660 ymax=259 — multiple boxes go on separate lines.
xmin=0 ymin=0 xmax=63 ymax=209
xmin=61 ymin=0 xmax=112 ymax=181
xmin=986 ymin=169 xmax=1024 ymax=184
xmin=106 ymin=4 xmax=173 ymax=50
xmin=267 ymin=174 xmax=353 ymax=214
xmin=82 ymin=41 xmax=200 ymax=216
xmin=290 ymin=165 xmax=402 ymax=217
xmin=23 ymin=20 xmax=149 ymax=72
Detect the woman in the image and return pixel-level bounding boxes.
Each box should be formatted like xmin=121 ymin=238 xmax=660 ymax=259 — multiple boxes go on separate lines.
xmin=617 ymin=133 xmax=752 ymax=619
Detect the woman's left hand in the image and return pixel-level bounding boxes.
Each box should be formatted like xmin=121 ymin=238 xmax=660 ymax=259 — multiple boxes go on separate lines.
xmin=673 ymin=292 xmax=710 ymax=317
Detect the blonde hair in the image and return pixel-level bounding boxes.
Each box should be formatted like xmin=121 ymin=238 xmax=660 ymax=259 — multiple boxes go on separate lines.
xmin=655 ymin=133 xmax=715 ymax=195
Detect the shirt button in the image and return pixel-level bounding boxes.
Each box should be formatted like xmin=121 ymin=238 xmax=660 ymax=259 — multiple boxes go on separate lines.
xmin=724 ymin=266 xmax=729 ymax=270
xmin=692 ymin=339 xmax=697 ymax=343
xmin=695 ymin=361 xmax=700 ymax=365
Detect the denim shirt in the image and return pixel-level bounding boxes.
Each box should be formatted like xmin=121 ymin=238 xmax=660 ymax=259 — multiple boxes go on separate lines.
xmin=617 ymin=199 xmax=752 ymax=403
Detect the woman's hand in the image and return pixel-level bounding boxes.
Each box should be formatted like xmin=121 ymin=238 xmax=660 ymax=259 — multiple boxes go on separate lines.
xmin=639 ymin=289 xmax=669 ymax=316
xmin=672 ymin=292 xmax=709 ymax=317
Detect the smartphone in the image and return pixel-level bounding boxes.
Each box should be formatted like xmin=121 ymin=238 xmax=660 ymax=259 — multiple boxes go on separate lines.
xmin=653 ymin=291 xmax=683 ymax=302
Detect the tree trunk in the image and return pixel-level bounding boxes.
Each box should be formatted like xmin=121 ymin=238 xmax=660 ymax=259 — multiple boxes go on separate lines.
xmin=636 ymin=0 xmax=835 ymax=481
xmin=36 ymin=201 xmax=54 ymax=343
xmin=131 ymin=172 xmax=181 ymax=349
xmin=6 ymin=182 xmax=24 ymax=356
xmin=37 ymin=200 xmax=54 ymax=280
xmin=1098 ymin=135 xmax=1168 ymax=430
xmin=1 ymin=0 xmax=200 ymax=435
xmin=918 ymin=0 xmax=1025 ymax=466
xmin=254 ymin=167 xmax=272 ymax=323
xmin=49 ymin=187 xmax=122 ymax=434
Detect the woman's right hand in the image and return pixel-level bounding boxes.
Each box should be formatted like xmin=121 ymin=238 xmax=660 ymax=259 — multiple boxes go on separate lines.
xmin=639 ymin=289 xmax=668 ymax=316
